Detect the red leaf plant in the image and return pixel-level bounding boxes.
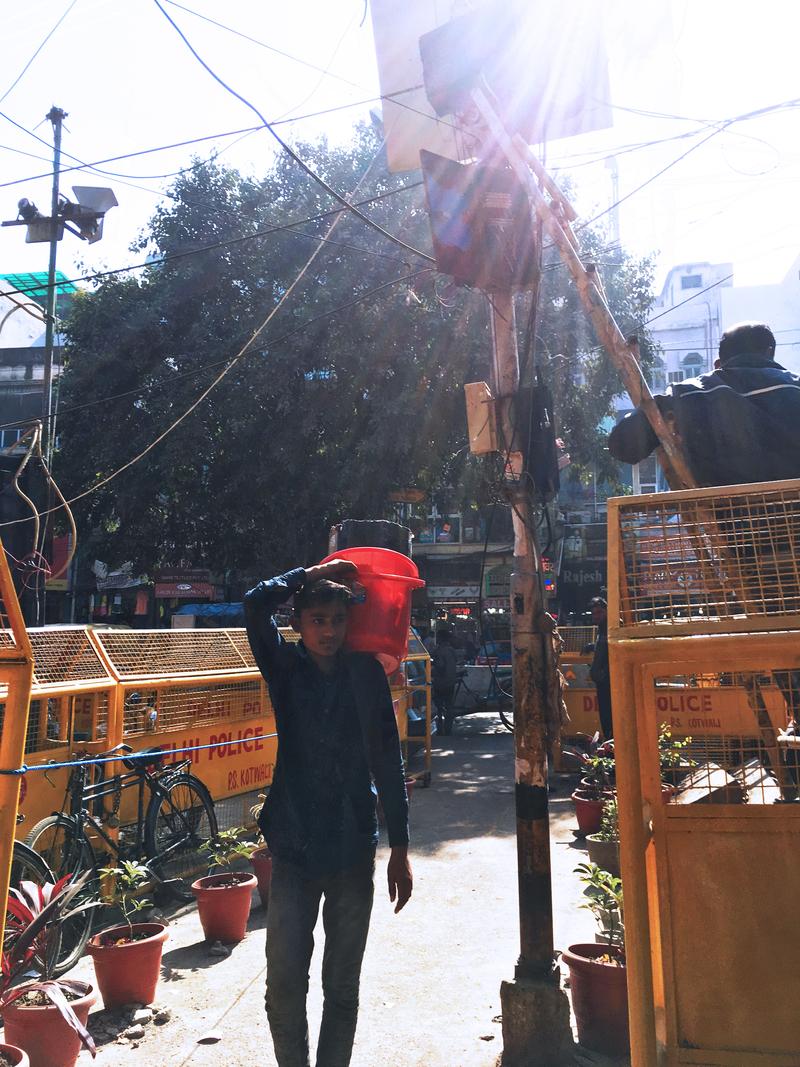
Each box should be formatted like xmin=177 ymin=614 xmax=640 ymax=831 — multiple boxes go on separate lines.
xmin=2 ymin=870 xmax=102 ymax=1056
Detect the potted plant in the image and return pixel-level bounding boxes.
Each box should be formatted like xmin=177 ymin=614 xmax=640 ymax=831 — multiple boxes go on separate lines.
xmin=562 ymin=863 xmax=628 ymax=1057
xmin=248 ymin=795 xmax=272 ymax=910
xmin=86 ymin=860 xmax=168 ymax=1008
xmin=658 ymin=722 xmax=695 ymax=794
xmin=1 ymin=871 xmax=100 ymax=1067
xmin=572 ymin=747 xmax=615 ymax=837
xmin=585 ymin=796 xmax=620 ymax=877
xmin=191 ymin=828 xmax=258 ymax=944
xmin=0 ymin=1044 xmax=29 ymax=1067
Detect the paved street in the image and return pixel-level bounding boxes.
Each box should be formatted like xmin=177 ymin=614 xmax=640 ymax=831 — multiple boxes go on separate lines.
xmin=26 ymin=712 xmax=622 ymax=1067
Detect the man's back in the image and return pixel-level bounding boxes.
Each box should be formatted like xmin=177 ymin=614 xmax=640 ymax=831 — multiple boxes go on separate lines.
xmin=609 ymin=353 xmax=800 ymax=487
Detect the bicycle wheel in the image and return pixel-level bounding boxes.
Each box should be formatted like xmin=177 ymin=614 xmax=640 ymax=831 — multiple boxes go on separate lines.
xmin=145 ymin=774 xmax=217 ymax=902
xmin=498 ymin=700 xmax=514 ymax=732
xmin=24 ymin=815 xmax=98 ymax=975
xmin=6 ymin=841 xmax=55 ymax=952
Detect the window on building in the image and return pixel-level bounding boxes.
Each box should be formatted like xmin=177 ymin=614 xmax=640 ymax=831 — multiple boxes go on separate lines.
xmin=668 ymin=370 xmax=685 ymax=385
xmin=682 ymin=352 xmax=703 ymax=377
xmin=649 ymin=357 xmax=666 ymax=391
xmin=680 ymin=274 xmax=702 ymax=289
xmin=0 ymin=429 xmax=22 ymax=450
xmin=633 ymin=454 xmax=659 ymax=494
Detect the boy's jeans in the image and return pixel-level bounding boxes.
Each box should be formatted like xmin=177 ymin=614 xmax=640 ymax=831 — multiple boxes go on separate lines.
xmin=265 ymin=851 xmax=376 ymax=1067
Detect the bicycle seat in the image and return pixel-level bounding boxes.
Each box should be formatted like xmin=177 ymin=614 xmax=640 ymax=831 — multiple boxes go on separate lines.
xmin=122 ymin=746 xmax=165 ymax=771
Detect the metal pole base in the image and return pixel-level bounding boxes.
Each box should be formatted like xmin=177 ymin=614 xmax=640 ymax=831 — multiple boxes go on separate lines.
xmin=500 ymin=975 xmax=574 ymax=1066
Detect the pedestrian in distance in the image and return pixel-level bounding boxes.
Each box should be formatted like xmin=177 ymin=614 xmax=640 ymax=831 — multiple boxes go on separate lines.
xmin=583 ymin=597 xmax=613 ymax=742
xmin=431 ymin=628 xmax=458 ymax=736
xmin=244 ymin=559 xmax=412 ymax=1067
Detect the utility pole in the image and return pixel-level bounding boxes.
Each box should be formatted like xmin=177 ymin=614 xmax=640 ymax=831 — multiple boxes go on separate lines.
xmin=488 ymin=295 xmax=574 ymax=1065
xmin=42 ymin=105 xmax=67 ymax=466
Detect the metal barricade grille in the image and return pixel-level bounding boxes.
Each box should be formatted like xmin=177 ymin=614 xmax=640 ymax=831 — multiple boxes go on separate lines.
xmin=28 ymin=628 xmax=113 ymax=686
xmin=122 ymin=680 xmax=264 ymax=737
xmin=95 ymin=629 xmax=254 ymax=676
xmin=616 ymin=482 xmax=800 ymax=630
xmin=654 ymin=672 xmax=798 ymax=805
xmin=559 ymin=626 xmax=596 ymax=654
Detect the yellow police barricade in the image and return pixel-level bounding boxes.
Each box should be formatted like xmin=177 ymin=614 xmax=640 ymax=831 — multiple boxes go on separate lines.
xmin=394 ymin=631 xmax=432 ymax=787
xmin=12 ymin=627 xmax=117 ymax=834
xmin=559 ymin=625 xmax=600 ymax=743
xmin=16 ymin=624 xmax=426 ymax=854
xmin=88 ymin=628 xmax=276 ymax=830
xmin=608 ymin=479 xmax=800 ymax=1067
xmin=13 ymin=627 xmax=275 ymax=842
xmin=0 ymin=551 xmax=35 ymax=954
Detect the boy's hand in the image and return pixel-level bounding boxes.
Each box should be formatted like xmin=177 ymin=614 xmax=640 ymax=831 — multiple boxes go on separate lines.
xmin=305 ymin=559 xmax=359 ymax=585
xmin=387 ymin=846 xmax=412 ymax=913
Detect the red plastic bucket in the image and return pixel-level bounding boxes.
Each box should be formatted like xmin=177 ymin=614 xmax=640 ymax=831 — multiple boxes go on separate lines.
xmin=320 ymin=547 xmax=425 ymax=674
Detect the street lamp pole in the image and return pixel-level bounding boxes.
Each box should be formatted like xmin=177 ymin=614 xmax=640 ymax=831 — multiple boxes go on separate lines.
xmin=42 ymin=106 xmax=67 ymax=466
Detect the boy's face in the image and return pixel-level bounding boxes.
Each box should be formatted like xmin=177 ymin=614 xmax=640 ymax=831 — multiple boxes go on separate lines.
xmin=293 ymin=601 xmax=349 ymax=666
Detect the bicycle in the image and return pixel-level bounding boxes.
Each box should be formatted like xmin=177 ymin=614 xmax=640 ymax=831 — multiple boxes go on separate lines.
xmin=453 ymin=665 xmax=514 ymax=732
xmin=25 ymin=741 xmax=217 ymax=973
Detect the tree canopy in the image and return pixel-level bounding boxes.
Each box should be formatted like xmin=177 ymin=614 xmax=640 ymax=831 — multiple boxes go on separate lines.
xmin=57 ymin=126 xmax=656 ymax=583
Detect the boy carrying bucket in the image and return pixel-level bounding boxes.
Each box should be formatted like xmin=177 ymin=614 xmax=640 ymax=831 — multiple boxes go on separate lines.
xmin=244 ymin=559 xmax=412 ymax=1067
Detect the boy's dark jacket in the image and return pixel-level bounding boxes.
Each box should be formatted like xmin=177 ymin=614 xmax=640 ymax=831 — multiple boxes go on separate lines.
xmin=608 ymin=354 xmax=800 ymax=487
xmin=244 ymin=569 xmax=409 ymax=864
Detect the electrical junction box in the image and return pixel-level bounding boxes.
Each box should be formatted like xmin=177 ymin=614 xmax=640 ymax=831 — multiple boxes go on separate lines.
xmin=464 ymin=381 xmax=498 ymax=455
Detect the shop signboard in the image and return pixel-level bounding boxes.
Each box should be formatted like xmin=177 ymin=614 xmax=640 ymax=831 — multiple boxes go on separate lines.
xmin=427 ymin=585 xmax=480 ymax=600
xmin=559 ymin=560 xmax=606 ymax=613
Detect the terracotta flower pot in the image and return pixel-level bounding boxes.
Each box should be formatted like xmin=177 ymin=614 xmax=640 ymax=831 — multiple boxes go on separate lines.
xmin=192 ymin=871 xmax=257 ymax=944
xmin=562 ymin=943 xmax=629 ymax=1057
xmin=571 ymin=789 xmax=604 ymax=837
xmin=86 ymin=921 xmax=168 ymax=1008
xmin=250 ymin=846 xmax=273 ymax=909
xmin=2 ymin=981 xmax=95 ymax=1067
xmin=0 ymin=1044 xmax=30 ymax=1067
xmin=585 ymin=835 xmax=621 ymax=877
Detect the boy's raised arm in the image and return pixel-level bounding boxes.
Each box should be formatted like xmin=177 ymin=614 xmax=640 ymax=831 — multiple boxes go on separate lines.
xmin=244 ymin=569 xmax=306 ymax=678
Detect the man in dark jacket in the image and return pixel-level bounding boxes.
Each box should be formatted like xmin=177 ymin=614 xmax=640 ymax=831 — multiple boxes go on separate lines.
xmin=586 ymin=597 xmax=612 ymax=741
xmin=608 ymin=322 xmax=800 ymax=486
xmin=431 ymin=628 xmax=459 ymax=736
xmin=245 ymin=560 xmax=411 ymax=1067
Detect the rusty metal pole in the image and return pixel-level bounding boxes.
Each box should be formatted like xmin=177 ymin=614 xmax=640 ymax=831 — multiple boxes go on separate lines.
xmin=489 ymin=293 xmax=573 ymax=1065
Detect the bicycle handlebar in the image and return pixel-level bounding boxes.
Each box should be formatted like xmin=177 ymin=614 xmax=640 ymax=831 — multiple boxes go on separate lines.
xmin=73 ymin=741 xmax=133 ymax=761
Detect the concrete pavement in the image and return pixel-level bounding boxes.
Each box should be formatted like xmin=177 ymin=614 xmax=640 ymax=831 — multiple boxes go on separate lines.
xmin=14 ymin=711 xmax=626 ymax=1066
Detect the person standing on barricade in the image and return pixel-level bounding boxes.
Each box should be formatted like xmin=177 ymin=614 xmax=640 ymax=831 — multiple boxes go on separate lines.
xmin=608 ymin=320 xmax=800 ymax=771
xmin=608 ymin=321 xmax=800 ymax=487
xmin=244 ymin=560 xmax=412 ymax=1067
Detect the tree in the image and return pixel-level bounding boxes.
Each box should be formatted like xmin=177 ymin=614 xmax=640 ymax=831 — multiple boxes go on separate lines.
xmin=57 ymin=126 xmax=655 ymax=585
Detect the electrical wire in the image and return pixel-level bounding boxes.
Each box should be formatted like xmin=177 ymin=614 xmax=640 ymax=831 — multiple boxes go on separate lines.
xmin=161 ymin=0 xmax=362 ymax=89
xmin=0 ymin=259 xmax=434 ymax=533
xmin=0 ymin=85 xmax=425 ymax=188
xmin=0 ymin=0 xmax=79 ymax=106
xmin=0 ymin=266 xmax=433 ymax=437
xmin=151 ymin=0 xmax=435 ymax=265
xmin=0 ymin=179 xmax=424 ymax=303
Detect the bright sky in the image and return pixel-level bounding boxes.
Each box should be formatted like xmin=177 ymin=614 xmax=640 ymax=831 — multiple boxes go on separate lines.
xmin=1 ymin=0 xmax=799 ymax=306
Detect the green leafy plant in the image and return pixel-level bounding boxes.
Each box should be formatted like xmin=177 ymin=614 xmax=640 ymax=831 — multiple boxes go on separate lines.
xmin=580 ymin=752 xmax=616 ymax=795
xmin=2 ymin=871 xmax=102 ymax=1056
xmin=595 ymin=796 xmax=619 ymax=842
xmin=200 ymin=827 xmax=257 ymax=872
xmin=575 ymin=862 xmax=625 ymax=954
xmin=98 ymin=860 xmax=152 ymax=941
xmin=658 ymin=723 xmax=696 ymax=776
xmin=248 ymin=795 xmax=267 ymax=846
